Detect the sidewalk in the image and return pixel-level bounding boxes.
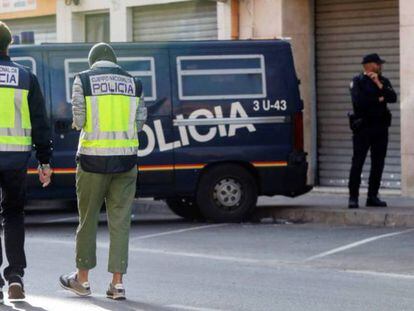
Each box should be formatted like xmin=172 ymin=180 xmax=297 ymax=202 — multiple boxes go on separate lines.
xmin=255 ymin=190 xmax=414 ymax=228
xmin=29 ymin=190 xmax=414 ymax=228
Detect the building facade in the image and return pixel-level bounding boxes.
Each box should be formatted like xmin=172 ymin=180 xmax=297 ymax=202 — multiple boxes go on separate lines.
xmin=0 ymin=0 xmax=56 ymax=43
xmin=1 ymin=0 xmax=413 ymax=196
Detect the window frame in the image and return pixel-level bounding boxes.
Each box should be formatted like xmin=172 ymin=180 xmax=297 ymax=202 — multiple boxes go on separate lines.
xmin=176 ymin=54 xmax=267 ymax=101
xmin=64 ymin=57 xmax=157 ymax=103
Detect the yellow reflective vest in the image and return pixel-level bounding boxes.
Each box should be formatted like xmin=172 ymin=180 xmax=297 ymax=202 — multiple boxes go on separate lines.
xmin=77 ymin=67 xmax=141 ymax=157
xmin=0 ymin=62 xmax=32 ymax=152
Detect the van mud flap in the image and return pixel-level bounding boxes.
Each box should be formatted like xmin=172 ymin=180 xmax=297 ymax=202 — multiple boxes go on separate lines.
xmin=282 ymin=152 xmax=313 ymax=197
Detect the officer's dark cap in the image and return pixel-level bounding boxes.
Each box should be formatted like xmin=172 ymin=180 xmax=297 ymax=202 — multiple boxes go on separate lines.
xmin=0 ymin=21 xmax=12 ymax=52
xmin=361 ymin=53 xmax=385 ymax=65
xmin=88 ymin=42 xmax=117 ymax=67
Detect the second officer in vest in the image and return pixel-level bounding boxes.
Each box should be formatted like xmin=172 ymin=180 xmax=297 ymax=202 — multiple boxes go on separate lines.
xmin=60 ymin=43 xmax=147 ymax=300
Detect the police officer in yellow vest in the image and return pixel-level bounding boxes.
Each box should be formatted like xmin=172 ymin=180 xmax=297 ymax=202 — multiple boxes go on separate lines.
xmin=0 ymin=22 xmax=52 ymax=302
xmin=60 ymin=43 xmax=147 ymax=300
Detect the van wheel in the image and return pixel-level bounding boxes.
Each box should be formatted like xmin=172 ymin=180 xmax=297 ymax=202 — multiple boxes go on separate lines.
xmin=196 ymin=164 xmax=258 ymax=223
xmin=166 ymin=197 xmax=204 ymax=221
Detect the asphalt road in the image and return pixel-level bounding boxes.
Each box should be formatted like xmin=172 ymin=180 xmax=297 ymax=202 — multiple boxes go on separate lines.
xmin=0 ymin=201 xmax=414 ymax=311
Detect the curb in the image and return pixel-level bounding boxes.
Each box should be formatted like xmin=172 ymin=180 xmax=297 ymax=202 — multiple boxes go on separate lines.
xmin=253 ymin=206 xmax=414 ymax=228
xmin=132 ymin=198 xmax=414 ymax=227
xmin=311 ymin=187 xmax=402 ymax=196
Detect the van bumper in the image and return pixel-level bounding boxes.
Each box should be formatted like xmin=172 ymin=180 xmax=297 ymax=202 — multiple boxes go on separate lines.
xmin=258 ymin=151 xmax=313 ymax=198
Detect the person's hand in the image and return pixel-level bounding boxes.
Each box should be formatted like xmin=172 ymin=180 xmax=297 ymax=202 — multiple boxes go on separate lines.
xmin=72 ymin=122 xmax=81 ymax=131
xmin=366 ymin=72 xmax=383 ymax=89
xmin=379 ymin=96 xmax=385 ymax=103
xmin=38 ymin=164 xmax=53 ymax=188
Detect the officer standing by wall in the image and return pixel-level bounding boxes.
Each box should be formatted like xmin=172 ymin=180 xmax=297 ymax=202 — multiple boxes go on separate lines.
xmin=348 ymin=53 xmax=397 ymax=209
xmin=0 ymin=22 xmax=52 ymax=302
xmin=59 ymin=43 xmax=147 ymax=300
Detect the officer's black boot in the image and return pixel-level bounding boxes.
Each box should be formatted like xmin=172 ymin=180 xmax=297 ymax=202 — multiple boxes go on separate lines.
xmin=348 ymin=197 xmax=359 ymax=209
xmin=366 ymin=196 xmax=387 ymax=207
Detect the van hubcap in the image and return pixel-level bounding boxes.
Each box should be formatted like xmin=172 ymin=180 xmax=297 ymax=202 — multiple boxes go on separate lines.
xmin=213 ymin=178 xmax=242 ymax=210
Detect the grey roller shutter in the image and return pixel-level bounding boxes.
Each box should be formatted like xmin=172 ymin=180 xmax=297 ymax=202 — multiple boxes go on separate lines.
xmin=316 ymin=0 xmax=400 ymax=189
xmin=133 ymin=1 xmax=218 ymax=41
xmin=5 ymin=15 xmax=56 ymax=44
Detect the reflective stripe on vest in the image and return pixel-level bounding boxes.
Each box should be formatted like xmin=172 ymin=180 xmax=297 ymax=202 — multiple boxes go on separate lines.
xmin=78 ymin=94 xmax=139 ymax=156
xmin=0 ymin=87 xmax=32 ymax=152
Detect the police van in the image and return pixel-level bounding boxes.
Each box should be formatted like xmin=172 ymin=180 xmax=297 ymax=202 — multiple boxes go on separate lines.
xmin=9 ymin=40 xmax=311 ymax=222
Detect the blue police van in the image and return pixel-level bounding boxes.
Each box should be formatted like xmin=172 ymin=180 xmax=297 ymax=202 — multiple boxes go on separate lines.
xmin=9 ymin=40 xmax=311 ymax=222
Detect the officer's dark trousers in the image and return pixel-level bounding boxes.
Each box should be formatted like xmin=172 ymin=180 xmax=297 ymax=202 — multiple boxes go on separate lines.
xmin=0 ymin=168 xmax=27 ymax=287
xmin=349 ymin=126 xmax=389 ymax=199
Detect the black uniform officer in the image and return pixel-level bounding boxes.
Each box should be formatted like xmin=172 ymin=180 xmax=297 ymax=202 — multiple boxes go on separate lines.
xmin=0 ymin=21 xmax=53 ymax=301
xmin=348 ymin=53 xmax=397 ymax=209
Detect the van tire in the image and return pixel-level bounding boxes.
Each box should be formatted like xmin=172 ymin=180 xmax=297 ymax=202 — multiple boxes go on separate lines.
xmin=196 ymin=164 xmax=258 ymax=223
xmin=166 ymin=197 xmax=204 ymax=221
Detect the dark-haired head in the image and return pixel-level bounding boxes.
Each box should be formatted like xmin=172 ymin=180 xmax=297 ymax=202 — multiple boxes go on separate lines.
xmin=0 ymin=21 xmax=12 ymax=54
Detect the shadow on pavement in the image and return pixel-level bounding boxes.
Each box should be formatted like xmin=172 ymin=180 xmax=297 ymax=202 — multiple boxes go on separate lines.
xmin=87 ymin=296 xmax=172 ymax=311
xmin=0 ymin=302 xmax=48 ymax=311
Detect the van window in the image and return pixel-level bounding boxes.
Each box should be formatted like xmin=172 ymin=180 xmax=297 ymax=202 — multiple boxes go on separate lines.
xmin=12 ymin=57 xmax=37 ymax=74
xmin=64 ymin=57 xmax=157 ymax=103
xmin=177 ymin=55 xmax=267 ymax=100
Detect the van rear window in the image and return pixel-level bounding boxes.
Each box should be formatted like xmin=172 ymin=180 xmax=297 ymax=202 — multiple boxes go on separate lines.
xmin=64 ymin=57 xmax=156 ymax=103
xmin=12 ymin=57 xmax=37 ymax=74
xmin=177 ymin=55 xmax=266 ymax=100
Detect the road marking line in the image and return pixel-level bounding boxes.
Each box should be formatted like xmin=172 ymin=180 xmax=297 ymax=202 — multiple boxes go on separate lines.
xmin=130 ymin=224 xmax=228 ymax=241
xmin=38 ymin=216 xmax=79 ymax=224
xmin=28 ymin=236 xmax=283 ymax=266
xmin=166 ymin=304 xmax=225 ymax=311
xmin=128 ymin=246 xmax=273 ymax=265
xmin=304 ymin=228 xmax=414 ymax=262
xmin=345 ymin=270 xmax=414 ymax=280
xmin=29 ymin=238 xmax=75 ymax=246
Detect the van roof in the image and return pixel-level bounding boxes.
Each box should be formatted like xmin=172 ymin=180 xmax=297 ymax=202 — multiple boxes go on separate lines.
xmin=9 ymin=39 xmax=291 ymax=52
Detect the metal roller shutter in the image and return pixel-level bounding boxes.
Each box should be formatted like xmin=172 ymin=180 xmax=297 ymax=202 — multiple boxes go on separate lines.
xmin=133 ymin=1 xmax=218 ymax=41
xmin=5 ymin=15 xmax=56 ymax=44
xmin=316 ymin=0 xmax=400 ymax=189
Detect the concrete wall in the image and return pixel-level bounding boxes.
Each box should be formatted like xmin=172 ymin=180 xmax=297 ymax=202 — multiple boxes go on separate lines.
xmin=56 ymin=0 xmax=230 ymax=43
xmin=239 ymin=0 xmax=316 ymax=185
xmin=282 ymin=0 xmax=316 ymax=185
xmin=239 ymin=0 xmax=282 ymax=39
xmin=56 ymin=0 xmax=111 ymax=42
xmin=400 ymin=0 xmax=414 ymax=196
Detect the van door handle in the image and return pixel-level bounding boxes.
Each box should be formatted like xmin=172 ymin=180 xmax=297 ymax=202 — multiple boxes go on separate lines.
xmin=55 ymin=119 xmax=73 ymax=133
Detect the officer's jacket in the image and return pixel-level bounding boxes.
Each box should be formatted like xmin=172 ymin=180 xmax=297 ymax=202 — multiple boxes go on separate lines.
xmin=0 ymin=54 xmax=52 ymax=170
xmin=71 ymin=60 xmax=147 ymax=174
xmin=350 ymin=73 xmax=397 ymax=126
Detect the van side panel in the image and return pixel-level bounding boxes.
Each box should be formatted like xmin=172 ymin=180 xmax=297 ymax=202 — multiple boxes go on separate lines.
xmin=169 ymin=42 xmax=302 ymax=197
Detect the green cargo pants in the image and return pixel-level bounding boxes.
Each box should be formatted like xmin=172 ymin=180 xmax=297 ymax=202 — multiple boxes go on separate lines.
xmin=75 ymin=165 xmax=137 ymax=274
